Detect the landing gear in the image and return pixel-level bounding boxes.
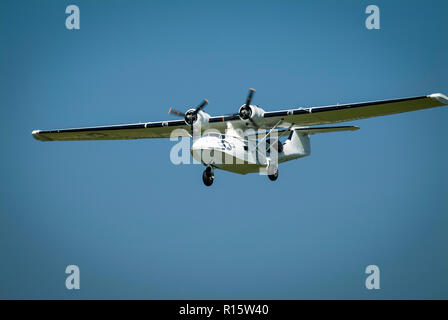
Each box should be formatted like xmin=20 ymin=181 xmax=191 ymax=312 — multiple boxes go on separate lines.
xmin=267 ymin=165 xmax=278 ymax=181
xmin=202 ymin=166 xmax=214 ymax=186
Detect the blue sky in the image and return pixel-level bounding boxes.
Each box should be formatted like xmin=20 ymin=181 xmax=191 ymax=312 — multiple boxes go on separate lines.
xmin=0 ymin=0 xmax=447 ymax=299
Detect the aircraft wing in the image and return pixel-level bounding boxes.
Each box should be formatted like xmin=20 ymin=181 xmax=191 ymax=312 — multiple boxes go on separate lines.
xmin=32 ymin=93 xmax=448 ymax=141
xmin=263 ymin=93 xmax=448 ymax=127
xmin=32 ymin=120 xmax=191 ymax=141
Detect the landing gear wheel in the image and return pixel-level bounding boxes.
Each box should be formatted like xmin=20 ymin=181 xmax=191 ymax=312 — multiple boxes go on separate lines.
xmin=202 ymin=167 xmax=214 ymax=186
xmin=267 ymin=167 xmax=278 ymax=181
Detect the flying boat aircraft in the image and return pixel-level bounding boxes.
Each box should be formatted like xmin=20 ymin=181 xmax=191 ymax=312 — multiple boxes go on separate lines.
xmin=32 ymin=89 xmax=448 ymax=186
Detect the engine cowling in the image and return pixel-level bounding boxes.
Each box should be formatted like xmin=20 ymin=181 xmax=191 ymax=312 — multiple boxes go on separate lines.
xmin=184 ymin=109 xmax=210 ymax=131
xmin=238 ymin=104 xmax=265 ymax=121
xmin=184 ymin=109 xmax=198 ymax=125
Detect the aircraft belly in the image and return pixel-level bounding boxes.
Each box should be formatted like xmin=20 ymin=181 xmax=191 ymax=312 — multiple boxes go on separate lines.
xmin=191 ymin=147 xmax=261 ymax=174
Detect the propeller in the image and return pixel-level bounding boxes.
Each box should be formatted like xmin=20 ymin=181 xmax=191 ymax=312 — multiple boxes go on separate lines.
xmin=169 ymin=99 xmax=209 ymax=134
xmin=195 ymin=99 xmax=209 ymax=113
xmin=246 ymin=88 xmax=256 ymax=107
xmin=167 ymin=108 xmax=185 ymax=117
xmin=239 ymin=88 xmax=258 ymax=129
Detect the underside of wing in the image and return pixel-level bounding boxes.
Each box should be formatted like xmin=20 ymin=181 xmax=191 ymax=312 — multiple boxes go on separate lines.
xmin=245 ymin=125 xmax=359 ymax=140
xmin=32 ymin=120 xmax=190 ymax=141
xmin=293 ymin=125 xmax=359 ymax=134
xmin=263 ymin=93 xmax=448 ymax=127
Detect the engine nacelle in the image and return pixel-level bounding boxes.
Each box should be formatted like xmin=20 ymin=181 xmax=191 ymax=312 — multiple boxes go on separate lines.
xmin=184 ymin=108 xmax=198 ymax=125
xmin=184 ymin=109 xmax=210 ymax=131
xmin=238 ymin=104 xmax=265 ymax=121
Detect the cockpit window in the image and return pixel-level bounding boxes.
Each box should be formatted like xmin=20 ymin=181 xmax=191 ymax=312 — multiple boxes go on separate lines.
xmin=205 ymin=133 xmax=221 ymax=138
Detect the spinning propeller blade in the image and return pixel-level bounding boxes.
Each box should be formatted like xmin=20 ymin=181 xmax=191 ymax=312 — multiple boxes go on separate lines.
xmin=168 ymin=108 xmax=185 ymax=117
xmin=245 ymin=88 xmax=256 ymax=107
xmin=249 ymin=117 xmax=258 ymax=129
xmin=194 ymin=99 xmax=209 ymax=113
xmin=245 ymin=88 xmax=258 ymax=128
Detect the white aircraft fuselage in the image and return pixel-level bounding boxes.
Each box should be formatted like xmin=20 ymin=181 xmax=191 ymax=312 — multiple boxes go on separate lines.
xmin=191 ymin=128 xmax=310 ymax=175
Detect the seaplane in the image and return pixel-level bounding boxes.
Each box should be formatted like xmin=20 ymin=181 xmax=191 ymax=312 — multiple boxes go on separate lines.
xmin=32 ymin=89 xmax=448 ymax=186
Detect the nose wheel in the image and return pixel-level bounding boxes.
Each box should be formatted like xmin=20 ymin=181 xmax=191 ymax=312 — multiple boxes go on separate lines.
xmin=267 ymin=164 xmax=278 ymax=181
xmin=202 ymin=166 xmax=214 ymax=186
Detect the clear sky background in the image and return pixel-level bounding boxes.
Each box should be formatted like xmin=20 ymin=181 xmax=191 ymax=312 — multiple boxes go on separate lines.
xmin=0 ymin=0 xmax=447 ymax=299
